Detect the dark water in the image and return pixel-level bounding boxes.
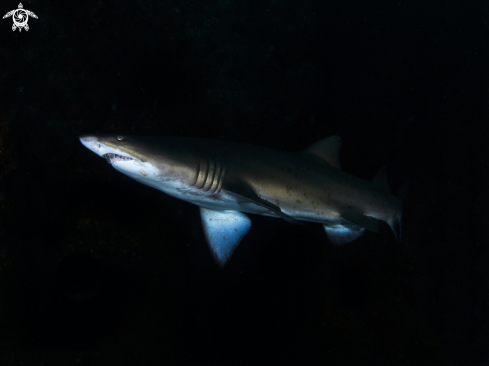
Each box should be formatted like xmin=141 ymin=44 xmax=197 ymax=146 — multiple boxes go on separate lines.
xmin=0 ymin=0 xmax=487 ymax=365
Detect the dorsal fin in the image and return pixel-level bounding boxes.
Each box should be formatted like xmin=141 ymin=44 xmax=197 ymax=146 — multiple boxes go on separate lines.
xmin=302 ymin=136 xmax=342 ymax=169
xmin=371 ymin=166 xmax=389 ymax=191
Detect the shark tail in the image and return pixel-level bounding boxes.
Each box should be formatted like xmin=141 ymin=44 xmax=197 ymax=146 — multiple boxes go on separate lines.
xmin=386 ymin=178 xmax=410 ymax=241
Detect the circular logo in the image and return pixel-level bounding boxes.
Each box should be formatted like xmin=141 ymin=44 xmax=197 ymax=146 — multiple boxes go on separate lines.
xmin=12 ymin=9 xmax=28 ymax=28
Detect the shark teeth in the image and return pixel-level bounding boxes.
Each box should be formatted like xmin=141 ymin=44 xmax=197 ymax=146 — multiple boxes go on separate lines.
xmin=103 ymin=153 xmax=133 ymax=164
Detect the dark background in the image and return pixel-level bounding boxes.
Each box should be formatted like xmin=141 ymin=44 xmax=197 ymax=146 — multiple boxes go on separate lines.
xmin=0 ymin=0 xmax=488 ymax=364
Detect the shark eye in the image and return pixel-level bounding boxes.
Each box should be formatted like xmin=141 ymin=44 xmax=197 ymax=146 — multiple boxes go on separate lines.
xmin=117 ymin=136 xmax=124 ymax=141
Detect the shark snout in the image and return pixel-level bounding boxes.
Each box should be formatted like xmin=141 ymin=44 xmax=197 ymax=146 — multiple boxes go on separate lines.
xmin=79 ymin=135 xmax=137 ymax=164
xmin=79 ymin=135 xmax=98 ymax=146
xmin=79 ymin=135 xmax=103 ymax=156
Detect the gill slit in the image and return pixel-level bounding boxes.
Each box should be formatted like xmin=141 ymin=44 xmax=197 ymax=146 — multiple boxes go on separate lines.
xmin=193 ymin=158 xmax=226 ymax=194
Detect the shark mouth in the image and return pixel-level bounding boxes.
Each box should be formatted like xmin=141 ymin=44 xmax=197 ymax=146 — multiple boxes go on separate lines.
xmin=103 ymin=153 xmax=133 ymax=164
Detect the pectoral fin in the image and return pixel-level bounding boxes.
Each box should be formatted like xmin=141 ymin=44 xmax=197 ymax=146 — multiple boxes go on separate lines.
xmin=200 ymin=207 xmax=251 ymax=267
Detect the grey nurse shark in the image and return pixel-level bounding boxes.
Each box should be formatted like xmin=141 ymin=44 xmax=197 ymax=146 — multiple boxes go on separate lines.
xmin=79 ymin=134 xmax=404 ymax=267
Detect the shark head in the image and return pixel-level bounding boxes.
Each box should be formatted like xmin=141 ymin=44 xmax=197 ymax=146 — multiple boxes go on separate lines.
xmin=80 ymin=134 xmax=154 ymax=174
xmin=79 ymin=134 xmax=199 ymax=193
xmin=80 ymin=134 xmax=137 ymax=161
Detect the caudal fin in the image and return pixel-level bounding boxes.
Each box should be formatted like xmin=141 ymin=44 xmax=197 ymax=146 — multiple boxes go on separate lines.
xmin=387 ymin=179 xmax=410 ymax=241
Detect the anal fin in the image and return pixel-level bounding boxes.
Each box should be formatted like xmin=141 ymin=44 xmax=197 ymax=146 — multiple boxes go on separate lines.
xmin=341 ymin=210 xmax=379 ymax=233
xmin=324 ymin=210 xmax=379 ymax=245
xmin=324 ymin=226 xmax=365 ymax=245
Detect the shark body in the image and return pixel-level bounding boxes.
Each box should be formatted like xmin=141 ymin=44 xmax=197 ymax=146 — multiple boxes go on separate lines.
xmin=79 ymin=135 xmax=403 ymax=266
